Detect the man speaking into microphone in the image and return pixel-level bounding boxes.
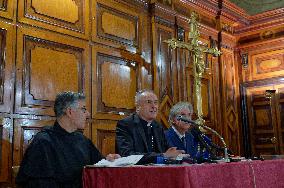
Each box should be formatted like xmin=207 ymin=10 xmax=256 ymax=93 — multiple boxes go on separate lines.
xmin=165 ymin=102 xmax=213 ymax=161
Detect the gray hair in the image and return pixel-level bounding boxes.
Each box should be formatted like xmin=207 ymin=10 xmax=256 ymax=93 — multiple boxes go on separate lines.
xmin=54 ymin=91 xmax=85 ymax=118
xmin=168 ymin=102 xmax=193 ymax=123
xmin=135 ymin=89 xmax=156 ymax=106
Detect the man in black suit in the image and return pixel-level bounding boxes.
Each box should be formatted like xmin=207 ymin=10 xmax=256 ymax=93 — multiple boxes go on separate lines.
xmin=116 ymin=89 xmax=184 ymax=164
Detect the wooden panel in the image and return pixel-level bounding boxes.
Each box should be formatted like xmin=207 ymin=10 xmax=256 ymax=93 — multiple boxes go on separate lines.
xmin=92 ymin=0 xmax=139 ymax=49
xmin=252 ymin=49 xmax=284 ymax=80
xmin=97 ymin=129 xmax=115 ymax=156
xmin=152 ymin=23 xmax=175 ymax=98
xmin=176 ymin=47 xmax=188 ymax=101
xmin=0 ymin=0 xmax=14 ymax=19
xmin=13 ymin=118 xmax=55 ymax=165
xmin=101 ymin=61 xmax=136 ymax=109
xmin=246 ymin=88 xmax=278 ymax=156
xmin=0 ymin=21 xmax=14 ymax=113
xmin=152 ymin=22 xmax=175 ymax=127
xmin=159 ymin=95 xmax=173 ymax=128
xmin=30 ymin=47 xmax=79 ymax=101
xmin=220 ymin=48 xmax=240 ymax=154
xmin=141 ymin=66 xmax=152 ymax=91
xmin=0 ymin=117 xmax=12 ymax=185
xmin=92 ymin=46 xmax=139 ymax=120
xmin=241 ymin=79 xmax=284 ymax=156
xmin=156 ymin=27 xmax=174 ymax=101
xmin=275 ymin=86 xmax=284 ymax=154
xmin=240 ymin=38 xmax=284 ymax=82
xmin=15 ymin=27 xmax=90 ymax=116
xmin=17 ymin=0 xmax=89 ymax=39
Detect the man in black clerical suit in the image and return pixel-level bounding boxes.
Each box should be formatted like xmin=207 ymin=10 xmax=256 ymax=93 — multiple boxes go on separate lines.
xmin=116 ymin=89 xmax=184 ymax=164
xmin=16 ymin=91 xmax=120 ymax=188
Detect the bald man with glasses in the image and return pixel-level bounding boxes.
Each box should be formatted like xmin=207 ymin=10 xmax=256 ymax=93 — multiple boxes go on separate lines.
xmin=116 ymin=89 xmax=184 ymax=164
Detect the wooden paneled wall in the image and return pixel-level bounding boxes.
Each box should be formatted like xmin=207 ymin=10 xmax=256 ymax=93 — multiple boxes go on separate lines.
xmin=0 ymin=0 xmax=152 ymax=186
xmin=1 ymin=0 xmax=284 ymax=186
xmin=239 ymin=37 xmax=284 ymax=157
xmin=236 ymin=3 xmax=284 ymax=157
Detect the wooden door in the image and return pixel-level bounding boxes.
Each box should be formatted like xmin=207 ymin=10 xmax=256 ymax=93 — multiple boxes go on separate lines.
xmin=241 ymin=78 xmax=284 ymax=157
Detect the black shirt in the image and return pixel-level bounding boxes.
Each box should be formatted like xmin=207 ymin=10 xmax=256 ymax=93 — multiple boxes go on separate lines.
xmin=139 ymin=117 xmax=157 ymax=152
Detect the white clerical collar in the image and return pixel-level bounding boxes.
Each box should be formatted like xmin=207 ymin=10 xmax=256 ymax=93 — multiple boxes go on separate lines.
xmin=172 ymin=126 xmax=185 ymax=139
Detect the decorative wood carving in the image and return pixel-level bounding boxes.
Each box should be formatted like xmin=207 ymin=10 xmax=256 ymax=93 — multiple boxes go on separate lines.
xmin=241 ymin=78 xmax=284 ymax=156
xmin=239 ymin=38 xmax=284 ymax=82
xmin=252 ymin=49 xmax=284 ymax=80
xmin=0 ymin=22 xmax=14 ymax=113
xmin=97 ymin=129 xmax=116 ymax=156
xmin=0 ymin=0 xmax=7 ymax=10
xmin=0 ymin=0 xmax=14 ymax=19
xmin=155 ymin=27 xmax=174 ymax=101
xmin=18 ymin=0 xmax=89 ymax=38
xmin=95 ymin=3 xmax=139 ymax=47
xmin=220 ymin=48 xmax=240 ymax=154
xmin=0 ymin=118 xmax=12 ymax=184
xmin=150 ymin=3 xmax=175 ymax=28
xmin=278 ymin=87 xmax=284 ymax=154
xmin=96 ymin=52 xmax=137 ymax=115
xmin=177 ymin=26 xmax=185 ymax=41
xmin=241 ymin=53 xmax=248 ymax=68
xmin=32 ymin=0 xmax=79 ymax=23
xmin=13 ymin=119 xmax=55 ymax=165
xmin=92 ymin=44 xmax=150 ymax=121
xmin=159 ymin=95 xmax=173 ymax=128
xmin=0 ymin=29 xmax=6 ymax=106
xmin=15 ymin=28 xmax=89 ymax=116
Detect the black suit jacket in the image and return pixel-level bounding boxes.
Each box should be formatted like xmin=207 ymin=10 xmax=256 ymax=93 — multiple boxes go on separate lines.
xmin=115 ymin=113 xmax=169 ymax=164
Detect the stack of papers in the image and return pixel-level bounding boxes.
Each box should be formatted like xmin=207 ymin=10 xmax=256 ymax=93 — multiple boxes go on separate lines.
xmin=94 ymin=155 xmax=144 ymax=167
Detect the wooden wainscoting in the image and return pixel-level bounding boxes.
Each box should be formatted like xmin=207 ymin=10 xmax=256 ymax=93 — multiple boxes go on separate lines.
xmin=97 ymin=129 xmax=116 ymax=156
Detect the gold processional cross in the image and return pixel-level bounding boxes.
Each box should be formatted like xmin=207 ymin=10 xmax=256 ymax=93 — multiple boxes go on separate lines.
xmin=164 ymin=12 xmax=221 ymax=126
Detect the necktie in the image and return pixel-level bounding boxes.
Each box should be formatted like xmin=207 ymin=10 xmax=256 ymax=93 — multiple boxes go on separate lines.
xmin=181 ymin=136 xmax=186 ymax=149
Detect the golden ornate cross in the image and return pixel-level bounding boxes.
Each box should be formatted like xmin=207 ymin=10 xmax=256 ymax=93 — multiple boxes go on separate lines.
xmin=164 ymin=12 xmax=221 ymax=126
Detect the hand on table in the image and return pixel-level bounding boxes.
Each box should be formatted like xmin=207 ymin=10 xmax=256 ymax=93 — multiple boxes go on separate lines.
xmin=106 ymin=154 xmax=121 ymax=161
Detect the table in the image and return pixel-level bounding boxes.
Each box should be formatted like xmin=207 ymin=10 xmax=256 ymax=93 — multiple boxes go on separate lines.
xmin=83 ymin=159 xmax=284 ymax=188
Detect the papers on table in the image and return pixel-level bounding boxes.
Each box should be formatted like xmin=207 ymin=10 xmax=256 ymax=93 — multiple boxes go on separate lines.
xmin=94 ymin=155 xmax=144 ymax=167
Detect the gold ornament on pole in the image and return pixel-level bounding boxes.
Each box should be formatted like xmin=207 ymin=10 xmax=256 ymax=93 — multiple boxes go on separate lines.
xmin=164 ymin=12 xmax=221 ymax=126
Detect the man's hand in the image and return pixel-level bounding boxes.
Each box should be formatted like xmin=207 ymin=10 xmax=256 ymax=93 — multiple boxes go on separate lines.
xmin=106 ymin=154 xmax=121 ymax=161
xmin=163 ymin=147 xmax=185 ymax=158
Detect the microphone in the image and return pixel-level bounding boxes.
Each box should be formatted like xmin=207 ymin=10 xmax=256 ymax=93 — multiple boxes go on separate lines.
xmin=176 ymin=115 xmax=203 ymax=134
xmin=176 ymin=115 xmax=231 ymax=162
xmin=176 ymin=115 xmax=198 ymax=126
xmin=176 ymin=115 xmax=215 ymax=157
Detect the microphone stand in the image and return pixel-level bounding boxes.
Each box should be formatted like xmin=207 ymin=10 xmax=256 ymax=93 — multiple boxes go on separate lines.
xmin=199 ymin=124 xmax=230 ymax=163
xmin=177 ymin=116 xmax=230 ymax=162
xmin=190 ymin=128 xmax=217 ymax=160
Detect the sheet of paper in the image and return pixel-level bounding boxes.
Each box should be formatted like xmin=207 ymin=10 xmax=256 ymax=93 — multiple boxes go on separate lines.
xmin=94 ymin=155 xmax=144 ymax=167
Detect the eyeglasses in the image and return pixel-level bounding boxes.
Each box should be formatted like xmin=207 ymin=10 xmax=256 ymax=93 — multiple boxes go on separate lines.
xmin=80 ymin=107 xmax=88 ymax=113
xmin=177 ymin=113 xmax=192 ymax=118
xmin=68 ymin=106 xmax=88 ymax=113
xmin=144 ymin=100 xmax=159 ymax=105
